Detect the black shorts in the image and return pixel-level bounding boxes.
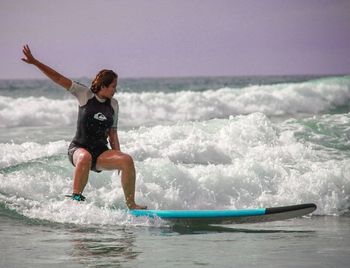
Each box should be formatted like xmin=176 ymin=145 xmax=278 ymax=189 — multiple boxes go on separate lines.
xmin=68 ymin=142 xmax=109 ymax=173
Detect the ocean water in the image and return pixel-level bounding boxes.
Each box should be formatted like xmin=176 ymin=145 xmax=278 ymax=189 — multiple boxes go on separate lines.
xmin=1 ymin=75 xmax=350 ymax=267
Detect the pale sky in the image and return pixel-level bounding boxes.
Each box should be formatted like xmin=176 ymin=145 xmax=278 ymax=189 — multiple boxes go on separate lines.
xmin=0 ymin=0 xmax=349 ymax=79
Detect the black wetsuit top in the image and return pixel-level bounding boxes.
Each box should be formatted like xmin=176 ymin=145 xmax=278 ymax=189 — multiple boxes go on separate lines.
xmin=73 ymin=96 xmax=114 ymax=149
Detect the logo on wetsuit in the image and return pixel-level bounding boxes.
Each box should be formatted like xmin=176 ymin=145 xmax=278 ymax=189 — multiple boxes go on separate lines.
xmin=93 ymin=112 xmax=107 ymax=121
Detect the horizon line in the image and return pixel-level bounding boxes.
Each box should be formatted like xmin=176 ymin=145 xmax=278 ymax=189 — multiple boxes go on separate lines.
xmin=0 ymin=72 xmax=349 ymax=81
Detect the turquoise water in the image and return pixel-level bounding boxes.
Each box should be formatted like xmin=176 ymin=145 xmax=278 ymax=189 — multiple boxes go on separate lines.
xmin=1 ymin=75 xmax=350 ymax=267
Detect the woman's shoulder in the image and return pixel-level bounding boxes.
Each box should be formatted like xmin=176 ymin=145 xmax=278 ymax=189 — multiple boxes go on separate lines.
xmin=69 ymin=80 xmax=94 ymax=106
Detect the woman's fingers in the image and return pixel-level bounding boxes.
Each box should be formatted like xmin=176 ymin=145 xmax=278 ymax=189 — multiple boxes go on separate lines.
xmin=23 ymin=45 xmax=31 ymax=56
xmin=23 ymin=45 xmax=31 ymax=54
xmin=25 ymin=44 xmax=30 ymax=53
xmin=23 ymin=46 xmax=29 ymax=56
xmin=21 ymin=44 xmax=35 ymax=64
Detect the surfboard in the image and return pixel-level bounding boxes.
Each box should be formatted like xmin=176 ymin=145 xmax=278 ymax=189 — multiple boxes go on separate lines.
xmin=129 ymin=203 xmax=317 ymax=225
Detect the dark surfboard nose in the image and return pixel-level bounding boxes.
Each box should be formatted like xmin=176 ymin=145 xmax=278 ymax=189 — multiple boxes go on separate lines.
xmin=265 ymin=203 xmax=317 ymax=215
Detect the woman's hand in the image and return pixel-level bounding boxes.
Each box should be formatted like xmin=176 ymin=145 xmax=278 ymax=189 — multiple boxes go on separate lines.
xmin=21 ymin=45 xmax=37 ymax=64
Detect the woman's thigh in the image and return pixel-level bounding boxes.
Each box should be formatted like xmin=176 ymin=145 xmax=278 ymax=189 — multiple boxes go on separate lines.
xmin=95 ymin=150 xmax=133 ymax=171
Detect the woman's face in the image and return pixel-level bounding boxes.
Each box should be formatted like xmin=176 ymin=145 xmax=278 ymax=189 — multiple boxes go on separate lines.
xmin=99 ymin=78 xmax=117 ymax=99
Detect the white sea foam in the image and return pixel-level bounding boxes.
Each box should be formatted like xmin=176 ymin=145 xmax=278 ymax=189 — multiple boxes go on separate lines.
xmin=0 ymin=113 xmax=348 ymax=225
xmin=0 ymin=140 xmax=68 ymax=169
xmin=0 ymin=96 xmax=77 ymax=128
xmin=127 ymin=113 xmax=350 ymax=214
xmin=1 ymin=77 xmax=349 ymax=128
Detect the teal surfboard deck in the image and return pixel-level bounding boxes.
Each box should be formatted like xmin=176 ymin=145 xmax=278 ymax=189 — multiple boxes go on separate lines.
xmin=130 ymin=203 xmax=317 ymax=224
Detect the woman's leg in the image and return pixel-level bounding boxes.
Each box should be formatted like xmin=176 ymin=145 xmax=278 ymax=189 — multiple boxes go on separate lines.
xmin=72 ymin=148 xmax=92 ymax=194
xmin=95 ymin=150 xmax=146 ymax=209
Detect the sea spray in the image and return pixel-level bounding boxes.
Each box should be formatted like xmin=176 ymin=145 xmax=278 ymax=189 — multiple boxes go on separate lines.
xmin=0 ymin=112 xmax=349 ymax=225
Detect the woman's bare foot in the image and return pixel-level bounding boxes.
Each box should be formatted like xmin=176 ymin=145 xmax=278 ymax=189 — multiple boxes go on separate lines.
xmin=127 ymin=202 xmax=147 ymax=210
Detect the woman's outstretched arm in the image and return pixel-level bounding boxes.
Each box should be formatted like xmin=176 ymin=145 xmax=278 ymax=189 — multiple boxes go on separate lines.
xmin=21 ymin=44 xmax=72 ymax=90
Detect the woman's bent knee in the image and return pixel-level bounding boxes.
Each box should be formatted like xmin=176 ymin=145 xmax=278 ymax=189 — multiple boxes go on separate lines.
xmin=73 ymin=150 xmax=92 ymax=166
xmin=120 ymin=154 xmax=134 ymax=169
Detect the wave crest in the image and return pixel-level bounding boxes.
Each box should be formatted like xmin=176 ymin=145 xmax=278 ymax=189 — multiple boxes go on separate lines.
xmin=1 ymin=76 xmax=349 ymax=128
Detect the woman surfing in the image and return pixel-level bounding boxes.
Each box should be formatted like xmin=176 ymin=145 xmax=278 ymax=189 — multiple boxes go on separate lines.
xmin=21 ymin=45 xmax=146 ymax=209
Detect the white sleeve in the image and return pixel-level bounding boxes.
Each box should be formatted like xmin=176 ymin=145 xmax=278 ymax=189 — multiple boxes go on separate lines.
xmin=111 ymin=98 xmax=119 ymax=129
xmin=68 ymin=80 xmax=93 ymax=106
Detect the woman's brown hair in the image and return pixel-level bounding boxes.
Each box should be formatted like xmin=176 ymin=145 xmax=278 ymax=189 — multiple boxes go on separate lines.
xmin=90 ymin=69 xmax=118 ymax=93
